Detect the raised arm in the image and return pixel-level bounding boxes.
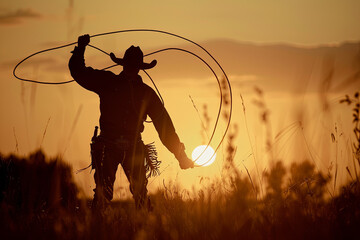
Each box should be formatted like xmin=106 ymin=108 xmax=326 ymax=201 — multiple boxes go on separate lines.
xmin=147 ymin=89 xmax=194 ymax=169
xmin=68 ymin=34 xmax=113 ymax=93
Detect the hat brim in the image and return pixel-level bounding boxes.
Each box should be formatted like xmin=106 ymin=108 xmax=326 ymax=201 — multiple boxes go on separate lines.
xmin=110 ymin=53 xmax=157 ymax=70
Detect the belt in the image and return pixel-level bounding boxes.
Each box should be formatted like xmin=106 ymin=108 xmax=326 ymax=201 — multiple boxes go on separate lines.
xmin=95 ymin=135 xmax=142 ymax=150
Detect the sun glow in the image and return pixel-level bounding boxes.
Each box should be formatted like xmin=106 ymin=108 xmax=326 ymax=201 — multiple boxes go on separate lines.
xmin=191 ymin=145 xmax=216 ymax=167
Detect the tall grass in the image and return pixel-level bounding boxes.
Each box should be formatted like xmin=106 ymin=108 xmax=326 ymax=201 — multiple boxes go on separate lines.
xmin=1 ymin=92 xmax=360 ymax=239
xmin=1 ymin=149 xmax=359 ymax=239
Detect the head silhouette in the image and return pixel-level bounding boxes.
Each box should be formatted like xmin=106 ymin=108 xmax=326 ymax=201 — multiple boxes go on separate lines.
xmin=110 ymin=46 xmax=157 ymax=76
xmin=122 ymin=46 xmax=143 ymax=74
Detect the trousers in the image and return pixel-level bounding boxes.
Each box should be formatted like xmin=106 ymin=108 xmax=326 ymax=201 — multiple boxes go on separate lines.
xmin=91 ymin=136 xmax=151 ymax=210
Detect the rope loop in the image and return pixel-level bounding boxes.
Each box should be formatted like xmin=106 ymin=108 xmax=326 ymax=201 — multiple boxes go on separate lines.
xmin=12 ymin=29 xmax=232 ymax=166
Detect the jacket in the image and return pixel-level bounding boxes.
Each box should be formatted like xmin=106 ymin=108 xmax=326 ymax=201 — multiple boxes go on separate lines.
xmin=68 ymin=46 xmax=183 ymax=156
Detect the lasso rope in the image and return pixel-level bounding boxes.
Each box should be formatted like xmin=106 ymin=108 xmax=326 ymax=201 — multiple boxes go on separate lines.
xmin=12 ymin=29 xmax=232 ymax=166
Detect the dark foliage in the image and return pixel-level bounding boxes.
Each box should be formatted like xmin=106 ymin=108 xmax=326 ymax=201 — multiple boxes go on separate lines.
xmin=0 ymin=149 xmax=80 ymax=239
xmin=0 ymin=150 xmax=359 ymax=239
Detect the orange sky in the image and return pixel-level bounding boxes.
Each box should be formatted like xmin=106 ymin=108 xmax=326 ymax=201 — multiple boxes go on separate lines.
xmin=1 ymin=0 xmax=360 ymax=59
xmin=1 ymin=0 xmax=359 ymax=198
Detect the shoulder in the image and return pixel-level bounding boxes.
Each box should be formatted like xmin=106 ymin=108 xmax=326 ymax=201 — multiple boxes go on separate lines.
xmin=96 ymin=69 xmax=118 ymax=78
xmin=141 ymin=83 xmax=157 ymax=96
xmin=142 ymin=82 xmax=154 ymax=91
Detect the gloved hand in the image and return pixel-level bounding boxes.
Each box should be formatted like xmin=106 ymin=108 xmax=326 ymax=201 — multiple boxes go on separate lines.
xmin=175 ymin=143 xmax=194 ymax=169
xmin=78 ymin=34 xmax=90 ymax=48
xmin=178 ymin=154 xmax=194 ymax=169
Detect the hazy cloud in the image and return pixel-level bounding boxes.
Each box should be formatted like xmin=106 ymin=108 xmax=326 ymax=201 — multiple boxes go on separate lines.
xmin=0 ymin=8 xmax=42 ymax=25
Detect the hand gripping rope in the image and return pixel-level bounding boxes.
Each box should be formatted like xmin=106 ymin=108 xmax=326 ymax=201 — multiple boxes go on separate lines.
xmin=12 ymin=29 xmax=232 ymax=167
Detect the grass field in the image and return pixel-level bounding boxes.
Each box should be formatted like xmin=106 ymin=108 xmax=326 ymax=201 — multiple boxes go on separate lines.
xmin=1 ymin=92 xmax=359 ymax=240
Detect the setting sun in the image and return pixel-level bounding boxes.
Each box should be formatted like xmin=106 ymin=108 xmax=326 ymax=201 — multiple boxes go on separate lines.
xmin=191 ymin=145 xmax=217 ymax=167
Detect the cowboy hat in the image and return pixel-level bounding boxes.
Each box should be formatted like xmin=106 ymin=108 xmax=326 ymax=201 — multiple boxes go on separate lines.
xmin=110 ymin=45 xmax=157 ymax=70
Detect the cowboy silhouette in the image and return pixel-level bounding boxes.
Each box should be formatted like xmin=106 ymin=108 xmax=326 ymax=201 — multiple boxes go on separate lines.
xmin=69 ymin=34 xmax=194 ymax=210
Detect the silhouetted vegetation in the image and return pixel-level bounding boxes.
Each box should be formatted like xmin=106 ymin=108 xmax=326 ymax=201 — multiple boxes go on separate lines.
xmin=0 ymin=150 xmax=359 ymax=239
xmin=0 ymin=150 xmax=80 ymax=239
xmin=1 ymin=92 xmax=360 ymax=239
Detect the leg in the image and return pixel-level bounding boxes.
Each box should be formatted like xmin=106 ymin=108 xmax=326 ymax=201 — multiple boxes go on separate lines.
xmin=91 ymin=142 xmax=122 ymax=210
xmin=121 ymin=142 xmax=152 ymax=210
